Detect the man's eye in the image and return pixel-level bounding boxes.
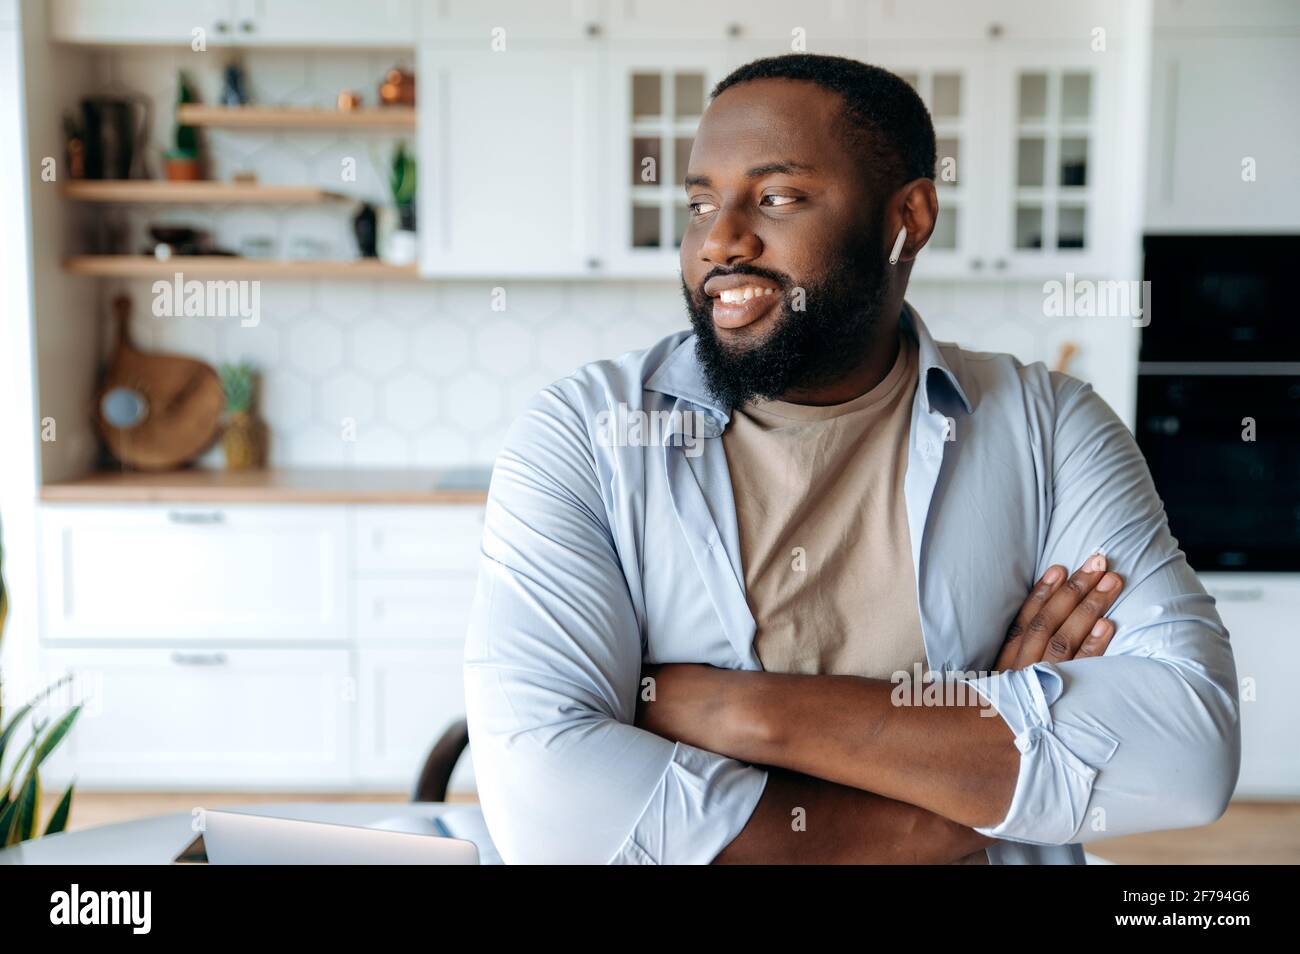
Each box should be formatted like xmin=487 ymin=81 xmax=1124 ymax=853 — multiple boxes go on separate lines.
xmin=761 ymin=194 xmax=799 ymax=207
xmin=688 ymin=201 xmax=717 ymax=216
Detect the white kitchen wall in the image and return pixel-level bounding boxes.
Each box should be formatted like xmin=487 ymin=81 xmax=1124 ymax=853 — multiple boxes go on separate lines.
xmin=79 ymin=47 xmax=1133 ymax=471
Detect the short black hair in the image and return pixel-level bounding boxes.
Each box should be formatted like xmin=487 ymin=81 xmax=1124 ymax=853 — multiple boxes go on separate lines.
xmin=710 ymin=54 xmax=937 ymax=193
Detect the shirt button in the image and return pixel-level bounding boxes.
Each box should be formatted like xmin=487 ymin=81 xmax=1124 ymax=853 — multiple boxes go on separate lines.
xmin=921 ymin=440 xmax=939 ymax=457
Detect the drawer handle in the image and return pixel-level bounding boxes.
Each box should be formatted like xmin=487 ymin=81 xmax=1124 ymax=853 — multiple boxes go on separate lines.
xmin=171 ymin=651 xmax=229 ymax=666
xmin=168 ymin=511 xmax=225 ymax=525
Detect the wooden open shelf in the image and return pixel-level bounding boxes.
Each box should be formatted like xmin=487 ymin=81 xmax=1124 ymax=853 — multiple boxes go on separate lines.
xmin=64 ymin=181 xmax=347 ymax=203
xmin=176 ymin=104 xmax=416 ymax=129
xmin=63 ymin=256 xmax=421 ymax=280
xmin=41 ymin=467 xmax=490 ymax=505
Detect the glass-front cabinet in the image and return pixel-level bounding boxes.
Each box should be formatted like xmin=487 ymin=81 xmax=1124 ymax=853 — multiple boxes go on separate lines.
xmin=871 ymin=47 xmax=986 ymax=278
xmin=869 ymin=45 xmax=1111 ymax=280
xmin=599 ymin=50 xmax=730 ymax=276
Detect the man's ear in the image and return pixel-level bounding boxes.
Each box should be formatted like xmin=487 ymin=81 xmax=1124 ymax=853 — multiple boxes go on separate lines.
xmin=886 ymin=179 xmax=939 ymax=263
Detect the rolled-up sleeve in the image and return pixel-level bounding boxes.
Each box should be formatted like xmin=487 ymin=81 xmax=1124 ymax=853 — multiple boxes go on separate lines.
xmin=960 ymin=375 xmax=1240 ymax=845
xmin=463 ymin=385 xmax=768 ymax=864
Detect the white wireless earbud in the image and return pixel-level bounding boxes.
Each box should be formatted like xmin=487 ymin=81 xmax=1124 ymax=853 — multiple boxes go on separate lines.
xmin=888 ymin=226 xmax=908 ymax=265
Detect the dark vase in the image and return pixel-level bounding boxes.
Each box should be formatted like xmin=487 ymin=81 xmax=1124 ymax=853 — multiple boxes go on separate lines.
xmin=353 ymin=202 xmax=378 ymax=258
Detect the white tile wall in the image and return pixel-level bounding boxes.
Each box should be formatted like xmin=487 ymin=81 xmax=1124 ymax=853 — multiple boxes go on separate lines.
xmin=85 ymin=50 xmax=1134 ymax=470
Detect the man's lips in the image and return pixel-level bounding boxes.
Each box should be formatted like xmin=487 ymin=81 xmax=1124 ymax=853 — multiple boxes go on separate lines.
xmin=702 ymin=274 xmax=784 ymax=330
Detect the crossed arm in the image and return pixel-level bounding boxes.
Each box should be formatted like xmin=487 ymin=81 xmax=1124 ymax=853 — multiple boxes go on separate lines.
xmin=636 ymin=557 xmax=1126 ymax=863
xmin=465 ymin=380 xmax=1239 ymax=864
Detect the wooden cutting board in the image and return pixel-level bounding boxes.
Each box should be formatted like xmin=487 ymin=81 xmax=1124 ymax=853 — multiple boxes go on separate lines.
xmin=96 ymin=294 xmax=225 ymax=471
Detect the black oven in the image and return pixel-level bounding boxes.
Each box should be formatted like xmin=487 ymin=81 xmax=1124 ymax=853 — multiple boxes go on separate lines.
xmin=1136 ymin=374 xmax=1300 ymax=572
xmin=1137 ymin=236 xmax=1300 ymax=573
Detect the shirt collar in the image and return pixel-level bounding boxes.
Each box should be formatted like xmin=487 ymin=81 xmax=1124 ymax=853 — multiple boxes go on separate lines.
xmin=645 ymin=301 xmax=974 ymax=425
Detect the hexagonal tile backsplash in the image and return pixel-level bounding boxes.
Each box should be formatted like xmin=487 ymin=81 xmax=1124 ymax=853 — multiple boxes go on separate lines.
xmin=92 ymin=49 xmax=1121 ymax=469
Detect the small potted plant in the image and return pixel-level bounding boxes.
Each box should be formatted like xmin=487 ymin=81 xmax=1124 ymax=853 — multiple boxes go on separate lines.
xmin=163 ymin=70 xmax=202 ymax=181
xmin=220 ymin=362 xmax=266 ymax=470
xmin=381 ymin=141 xmax=417 ymax=265
xmin=0 ymin=525 xmax=81 ymax=846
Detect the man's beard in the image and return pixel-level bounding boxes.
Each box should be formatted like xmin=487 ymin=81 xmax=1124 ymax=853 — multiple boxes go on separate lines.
xmin=681 ymin=228 xmax=888 ymax=411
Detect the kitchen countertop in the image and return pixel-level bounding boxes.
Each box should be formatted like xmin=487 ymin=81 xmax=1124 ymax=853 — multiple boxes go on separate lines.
xmin=39 ymin=467 xmax=492 ymax=504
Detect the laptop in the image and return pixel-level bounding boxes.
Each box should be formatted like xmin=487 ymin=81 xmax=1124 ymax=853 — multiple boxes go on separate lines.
xmin=195 ymin=810 xmax=479 ymax=865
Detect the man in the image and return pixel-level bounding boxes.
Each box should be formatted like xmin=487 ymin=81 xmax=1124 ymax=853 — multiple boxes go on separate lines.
xmin=463 ymin=54 xmax=1239 ymax=864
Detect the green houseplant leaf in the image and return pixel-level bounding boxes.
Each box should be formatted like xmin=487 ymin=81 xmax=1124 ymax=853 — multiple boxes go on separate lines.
xmin=44 ymin=781 xmax=75 ymax=836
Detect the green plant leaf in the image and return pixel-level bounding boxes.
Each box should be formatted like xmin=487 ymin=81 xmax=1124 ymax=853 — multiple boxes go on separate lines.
xmin=44 ymin=780 xmax=75 ymax=835
xmin=0 ymin=789 xmax=17 ymax=845
xmin=32 ymin=705 xmax=81 ymax=767
xmin=0 ymin=700 xmax=34 ymax=773
xmin=5 ymin=770 xmax=38 ymax=845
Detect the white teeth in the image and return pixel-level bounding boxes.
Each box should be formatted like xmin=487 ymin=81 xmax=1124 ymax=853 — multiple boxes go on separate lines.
xmin=718 ymin=286 xmax=777 ymax=304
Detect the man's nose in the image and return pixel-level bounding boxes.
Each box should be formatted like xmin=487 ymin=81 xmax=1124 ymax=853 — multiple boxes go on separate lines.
xmin=699 ymin=205 xmax=762 ymax=267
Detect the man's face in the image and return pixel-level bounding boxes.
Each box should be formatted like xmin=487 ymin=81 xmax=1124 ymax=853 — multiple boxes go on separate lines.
xmin=679 ymin=78 xmax=890 ymax=409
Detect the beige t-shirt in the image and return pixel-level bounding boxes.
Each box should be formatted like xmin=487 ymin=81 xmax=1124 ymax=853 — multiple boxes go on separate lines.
xmin=723 ymin=330 xmax=926 ymax=680
xmin=723 ymin=330 xmax=989 ymax=864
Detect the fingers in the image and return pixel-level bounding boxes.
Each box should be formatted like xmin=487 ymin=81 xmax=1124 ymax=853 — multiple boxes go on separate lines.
xmin=1072 ymin=617 xmax=1117 ymax=660
xmin=1040 ymin=570 xmax=1124 ymax=663
xmin=1010 ymin=552 xmax=1111 ymax=670
xmin=997 ymin=564 xmax=1066 ymax=671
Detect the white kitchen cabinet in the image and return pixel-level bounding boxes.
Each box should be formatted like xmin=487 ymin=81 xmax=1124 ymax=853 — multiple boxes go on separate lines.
xmin=1145 ymin=33 xmax=1300 ymax=231
xmin=603 ymin=0 xmax=855 ymax=43
xmin=228 ymin=0 xmax=417 ymax=47
xmin=356 ymin=647 xmax=474 ymax=790
xmin=355 ymin=577 xmax=476 ymax=643
xmin=866 ymin=45 xmax=989 ymax=279
xmin=421 ymin=0 xmax=598 ymax=44
xmin=49 ymin=0 xmax=416 ymax=46
xmin=868 ymin=41 xmax=1125 ymax=280
xmin=50 ymin=0 xmax=235 ymax=45
xmin=40 ymin=647 xmax=353 ymax=786
xmin=597 ymin=49 xmax=734 ymax=277
xmin=1202 ymin=573 xmax=1300 ymax=798
xmin=40 ymin=504 xmax=349 ymax=643
xmin=352 ymin=504 xmax=483 ymax=574
xmin=417 ymin=45 xmax=600 ymax=276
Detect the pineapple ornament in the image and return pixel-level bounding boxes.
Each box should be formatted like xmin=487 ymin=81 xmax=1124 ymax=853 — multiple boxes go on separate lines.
xmin=219 ymin=362 xmax=266 ymax=470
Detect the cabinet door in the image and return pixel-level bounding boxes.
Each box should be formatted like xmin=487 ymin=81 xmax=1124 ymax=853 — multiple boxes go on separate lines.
xmin=39 ymin=648 xmax=353 ymax=786
xmin=867 ymin=46 xmax=990 ymax=279
xmin=40 ymin=504 xmax=349 ymax=642
xmin=604 ymin=0 xmax=853 ymax=43
xmin=231 ymin=0 xmax=417 ymax=46
xmin=1201 ymin=574 xmax=1300 ymax=798
xmin=355 ymin=577 xmax=476 ymax=644
xmin=598 ymin=49 xmax=731 ymax=277
xmin=984 ymin=45 xmax=1115 ymax=277
xmin=356 ymin=647 xmax=474 ymax=791
xmin=50 ymin=0 xmax=236 ymax=45
xmin=418 ymin=46 xmax=599 ymax=276
xmin=1146 ymin=34 xmax=1300 ymax=231
xmin=353 ymin=505 xmax=483 ymax=574
xmin=421 ymin=0 xmax=597 ymax=43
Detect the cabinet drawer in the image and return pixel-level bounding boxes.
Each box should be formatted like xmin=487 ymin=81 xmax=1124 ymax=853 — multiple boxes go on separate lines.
xmin=357 ymin=648 xmax=474 ymax=791
xmin=40 ymin=504 xmax=349 ymax=642
xmin=353 ymin=506 xmax=483 ymax=574
xmin=1202 ymin=573 xmax=1300 ymax=797
xmin=39 ymin=648 xmax=353 ymax=786
xmin=355 ymin=577 xmax=476 ymax=643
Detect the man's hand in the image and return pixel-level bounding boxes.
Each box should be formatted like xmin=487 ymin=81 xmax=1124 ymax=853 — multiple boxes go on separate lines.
xmin=636 ymin=553 xmax=1127 ymax=747
xmin=995 ymin=554 xmax=1124 ymax=672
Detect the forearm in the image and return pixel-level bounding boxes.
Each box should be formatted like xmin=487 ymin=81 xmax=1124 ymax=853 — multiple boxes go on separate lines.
xmin=714 ymin=767 xmax=995 ymax=864
xmin=642 ymin=666 xmax=1018 ymax=830
xmin=742 ymin=672 xmax=1019 ymax=828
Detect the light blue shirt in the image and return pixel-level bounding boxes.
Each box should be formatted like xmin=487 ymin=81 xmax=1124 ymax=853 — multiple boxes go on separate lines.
xmin=464 ymin=303 xmax=1240 ymax=864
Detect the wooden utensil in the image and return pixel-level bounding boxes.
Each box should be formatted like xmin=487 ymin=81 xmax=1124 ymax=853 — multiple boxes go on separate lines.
xmin=95 ymin=294 xmax=225 ymax=471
